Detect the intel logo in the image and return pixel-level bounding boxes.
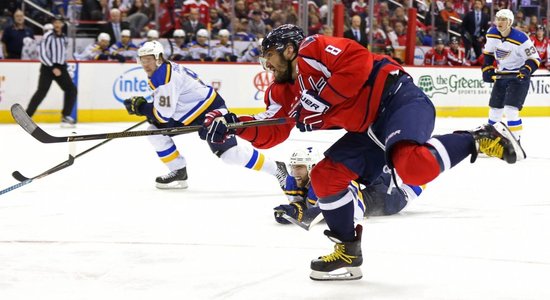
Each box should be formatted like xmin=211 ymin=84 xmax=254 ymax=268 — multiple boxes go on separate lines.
xmin=112 ymin=66 xmax=152 ymax=103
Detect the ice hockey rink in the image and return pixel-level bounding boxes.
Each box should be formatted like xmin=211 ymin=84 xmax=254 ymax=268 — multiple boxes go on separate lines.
xmin=0 ymin=117 xmax=549 ymax=300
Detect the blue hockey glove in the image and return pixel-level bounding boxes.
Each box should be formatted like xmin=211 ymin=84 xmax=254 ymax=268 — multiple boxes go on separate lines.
xmin=517 ymin=66 xmax=531 ymax=81
xmin=482 ymin=66 xmax=495 ymax=83
xmin=198 ymin=109 xmax=239 ymax=143
xmin=123 ymin=96 xmax=146 ymax=116
xmin=273 ymin=202 xmax=305 ymax=224
xmin=295 ymin=90 xmax=331 ymax=132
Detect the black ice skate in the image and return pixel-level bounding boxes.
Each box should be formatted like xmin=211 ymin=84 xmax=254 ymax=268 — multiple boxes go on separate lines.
xmin=310 ymin=224 xmax=363 ymax=281
xmin=275 ymin=161 xmax=288 ymax=189
xmin=470 ymin=122 xmax=525 ymax=164
xmin=155 ymin=167 xmax=188 ymax=189
xmin=61 ymin=116 xmax=76 ymax=128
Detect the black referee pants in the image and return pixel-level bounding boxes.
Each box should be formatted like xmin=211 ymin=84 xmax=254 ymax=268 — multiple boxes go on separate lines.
xmin=26 ymin=64 xmax=77 ymax=118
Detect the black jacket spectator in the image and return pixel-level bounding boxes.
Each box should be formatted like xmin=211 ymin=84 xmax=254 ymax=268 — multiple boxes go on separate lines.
xmin=461 ymin=0 xmax=490 ymax=58
xmin=1 ymin=9 xmax=34 ymax=59
xmin=100 ymin=9 xmax=130 ymax=46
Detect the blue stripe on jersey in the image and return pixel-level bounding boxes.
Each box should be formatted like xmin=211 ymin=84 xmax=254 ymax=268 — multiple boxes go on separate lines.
xmin=245 ymin=149 xmax=259 ymax=169
xmin=488 ymin=119 xmax=496 ymax=125
xmin=148 ymin=63 xmax=172 ymax=89
xmin=157 ymin=144 xmax=177 ymax=157
xmin=487 ymin=26 xmax=500 ymax=35
xmin=507 ymin=119 xmax=522 ymax=126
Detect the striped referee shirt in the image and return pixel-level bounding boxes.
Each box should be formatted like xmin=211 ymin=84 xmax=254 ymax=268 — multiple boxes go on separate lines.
xmin=39 ymin=30 xmax=67 ymax=67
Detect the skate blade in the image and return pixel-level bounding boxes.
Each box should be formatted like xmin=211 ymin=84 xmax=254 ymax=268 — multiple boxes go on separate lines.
xmin=155 ymin=181 xmax=188 ymax=189
xmin=309 ymin=267 xmax=363 ymax=281
xmin=495 ymin=122 xmax=526 ymax=162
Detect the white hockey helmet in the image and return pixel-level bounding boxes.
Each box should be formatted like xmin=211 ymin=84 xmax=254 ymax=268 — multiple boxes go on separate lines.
xmin=97 ymin=32 xmax=111 ymax=42
xmin=173 ymin=29 xmax=185 ymax=38
xmin=121 ymin=29 xmax=131 ymax=37
xmin=196 ymin=29 xmax=210 ymax=38
xmin=137 ymin=41 xmax=165 ymax=65
xmin=147 ymin=29 xmax=159 ymax=39
xmin=218 ymin=29 xmax=230 ymax=37
xmin=495 ymin=9 xmax=514 ymax=33
xmin=289 ymin=147 xmax=321 ymax=171
xmin=43 ymin=23 xmax=53 ymax=33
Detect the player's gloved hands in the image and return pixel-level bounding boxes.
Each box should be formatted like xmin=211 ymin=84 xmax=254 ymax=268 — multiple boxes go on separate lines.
xmin=273 ymin=202 xmax=305 ymax=224
xmin=295 ymin=90 xmax=331 ymax=132
xmin=517 ymin=66 xmax=531 ymax=81
xmin=198 ymin=109 xmax=239 ymax=143
xmin=482 ymin=66 xmax=495 ymax=83
xmin=123 ymin=96 xmax=146 ymax=115
xmin=111 ymin=54 xmax=126 ymax=63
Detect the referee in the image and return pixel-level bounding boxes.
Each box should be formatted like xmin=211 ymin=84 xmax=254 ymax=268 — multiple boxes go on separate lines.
xmin=26 ymin=15 xmax=77 ymax=127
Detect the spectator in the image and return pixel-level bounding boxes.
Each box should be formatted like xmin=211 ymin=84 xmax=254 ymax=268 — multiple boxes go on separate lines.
xmin=424 ymin=38 xmax=449 ymax=65
xmin=387 ymin=21 xmax=407 ymax=47
xmin=440 ymin=1 xmax=461 ymax=32
xmin=188 ymin=28 xmax=212 ymax=61
xmin=530 ymin=25 xmax=548 ymax=68
xmin=308 ymin=14 xmax=323 ymax=35
xmin=126 ymin=0 xmax=152 ymax=37
xmin=233 ymin=19 xmax=256 ymax=41
xmin=1 ymin=9 xmax=34 ymax=59
xmin=320 ymin=24 xmax=333 ymax=36
xmin=209 ymin=8 xmax=230 ymax=38
xmin=109 ymin=29 xmax=138 ymax=61
xmin=169 ymin=29 xmax=190 ymax=61
xmin=447 ymin=36 xmax=469 ymax=66
xmin=344 ymin=15 xmax=368 ymax=48
xmin=390 ymin=7 xmax=408 ymax=27
xmin=527 ymin=15 xmax=538 ymax=34
xmin=461 ymin=0 xmax=489 ymax=59
xmin=212 ymin=29 xmax=238 ymax=61
xmin=248 ymin=10 xmax=266 ymax=37
xmin=101 ymin=8 xmax=131 ymax=45
xmin=76 ymin=32 xmax=112 ymax=60
xmin=234 ymin=0 xmax=248 ymax=19
xmin=81 ymin=0 xmax=108 ymax=21
xmin=350 ymin=0 xmax=367 ymax=16
xmin=182 ymin=0 xmax=210 ymax=25
xmin=181 ymin=8 xmax=207 ymax=42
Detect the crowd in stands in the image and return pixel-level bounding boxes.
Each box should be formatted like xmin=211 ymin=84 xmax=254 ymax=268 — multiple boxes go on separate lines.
xmin=0 ymin=0 xmax=548 ymax=67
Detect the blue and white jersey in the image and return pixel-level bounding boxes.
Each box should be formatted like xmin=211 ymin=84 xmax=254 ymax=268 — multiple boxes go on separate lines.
xmin=109 ymin=41 xmax=138 ymax=60
xmin=484 ymin=26 xmax=541 ymax=72
xmin=187 ymin=41 xmax=211 ymax=60
xmin=148 ymin=61 xmax=216 ymax=125
xmin=211 ymin=42 xmax=237 ymax=61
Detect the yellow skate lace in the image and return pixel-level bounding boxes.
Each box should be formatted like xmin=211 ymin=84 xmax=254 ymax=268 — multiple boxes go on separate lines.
xmin=479 ymin=137 xmax=504 ymax=158
xmin=321 ymin=244 xmax=357 ymax=264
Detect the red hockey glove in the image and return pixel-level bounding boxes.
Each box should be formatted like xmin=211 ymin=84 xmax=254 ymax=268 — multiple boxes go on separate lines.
xmin=295 ymin=90 xmax=331 ymax=132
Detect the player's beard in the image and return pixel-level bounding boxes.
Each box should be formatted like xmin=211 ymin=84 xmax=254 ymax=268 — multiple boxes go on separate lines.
xmin=273 ymin=53 xmax=293 ymax=83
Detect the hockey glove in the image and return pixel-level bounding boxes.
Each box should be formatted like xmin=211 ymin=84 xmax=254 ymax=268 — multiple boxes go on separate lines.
xmin=517 ymin=66 xmax=531 ymax=81
xmin=273 ymin=202 xmax=305 ymax=224
xmin=295 ymin=90 xmax=331 ymax=132
xmin=198 ymin=109 xmax=239 ymax=143
xmin=123 ymin=96 xmax=147 ymax=116
xmin=482 ymin=66 xmax=496 ymax=83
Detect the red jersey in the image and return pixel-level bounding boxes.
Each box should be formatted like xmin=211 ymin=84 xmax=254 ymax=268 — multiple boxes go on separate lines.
xmin=447 ymin=48 xmax=469 ymax=66
xmin=295 ymin=35 xmax=403 ymax=132
xmin=424 ymin=48 xmax=449 ymax=65
xmin=182 ymin=0 xmax=210 ymax=25
xmin=530 ymin=36 xmax=548 ymax=65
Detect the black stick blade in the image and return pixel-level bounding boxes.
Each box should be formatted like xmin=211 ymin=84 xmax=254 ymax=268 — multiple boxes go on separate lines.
xmin=10 ymin=104 xmax=66 ymax=143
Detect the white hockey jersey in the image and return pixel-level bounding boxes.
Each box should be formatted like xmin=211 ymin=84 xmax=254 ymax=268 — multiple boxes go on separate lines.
xmin=483 ymin=26 xmax=541 ymax=72
xmin=148 ymin=61 xmax=216 ymax=125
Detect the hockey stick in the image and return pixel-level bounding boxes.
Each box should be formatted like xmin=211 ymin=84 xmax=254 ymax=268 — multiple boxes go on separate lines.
xmin=11 ymin=120 xmax=147 ymax=182
xmin=0 ymin=155 xmax=75 ymax=196
xmin=280 ymin=212 xmax=325 ymax=231
xmin=10 ymin=104 xmax=293 ymax=144
xmin=493 ymin=73 xmax=550 ymax=80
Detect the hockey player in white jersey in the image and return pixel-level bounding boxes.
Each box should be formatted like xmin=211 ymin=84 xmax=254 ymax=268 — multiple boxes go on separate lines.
xmin=123 ymin=41 xmax=287 ymax=189
xmin=482 ymin=9 xmax=540 ymax=146
xmin=211 ymin=29 xmax=238 ymax=62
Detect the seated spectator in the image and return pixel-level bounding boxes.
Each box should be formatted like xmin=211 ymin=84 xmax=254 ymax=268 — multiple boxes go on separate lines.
xmin=109 ymin=29 xmax=138 ymax=61
xmin=169 ymin=29 xmax=190 ymax=61
xmin=390 ymin=7 xmax=408 ymax=27
xmin=424 ymin=38 xmax=449 ymax=65
xmin=182 ymin=0 xmax=210 ymax=26
xmin=1 ymin=9 xmax=34 ymax=59
xmin=209 ymin=8 xmax=230 ymax=39
xmin=320 ymin=24 xmax=333 ymax=36
xmin=76 ymin=32 xmax=112 ymax=60
xmin=126 ymin=0 xmax=152 ymax=37
xmin=181 ymin=8 xmax=207 ymax=42
xmin=447 ymin=36 xmax=469 ymax=66
xmin=351 ymin=0 xmax=367 ymax=16
xmin=530 ymin=25 xmax=548 ymax=68
xmin=101 ymin=8 xmax=131 ymax=46
xmin=187 ymin=28 xmax=212 ymax=61
xmin=439 ymin=1 xmax=460 ymax=32
xmin=248 ymin=10 xmax=266 ymax=38
xmin=308 ymin=14 xmax=322 ymax=35
xmin=387 ymin=21 xmax=407 ymax=47
xmin=211 ymin=29 xmax=238 ymax=62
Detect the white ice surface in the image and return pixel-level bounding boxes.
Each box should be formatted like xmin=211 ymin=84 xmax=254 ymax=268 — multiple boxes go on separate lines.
xmin=1 ymin=118 xmax=549 ymax=300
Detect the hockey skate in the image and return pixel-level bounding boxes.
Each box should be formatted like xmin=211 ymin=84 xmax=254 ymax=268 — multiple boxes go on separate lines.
xmin=469 ymin=122 xmax=525 ymax=164
xmin=310 ymin=225 xmax=363 ymax=281
xmin=155 ymin=167 xmax=188 ymax=189
xmin=275 ymin=161 xmax=289 ymax=189
xmin=61 ymin=116 xmax=76 ymax=128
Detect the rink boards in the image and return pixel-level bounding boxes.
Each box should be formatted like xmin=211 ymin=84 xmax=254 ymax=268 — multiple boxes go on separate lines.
xmin=0 ymin=61 xmax=549 ymax=123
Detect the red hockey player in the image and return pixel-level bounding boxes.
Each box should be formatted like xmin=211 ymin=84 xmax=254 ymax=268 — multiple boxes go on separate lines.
xmin=199 ymin=24 xmax=524 ymax=281
xmin=447 ymin=36 xmax=470 ymax=66
xmin=424 ymin=38 xmax=449 ymax=65
xmin=530 ymin=25 xmax=549 ymax=68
